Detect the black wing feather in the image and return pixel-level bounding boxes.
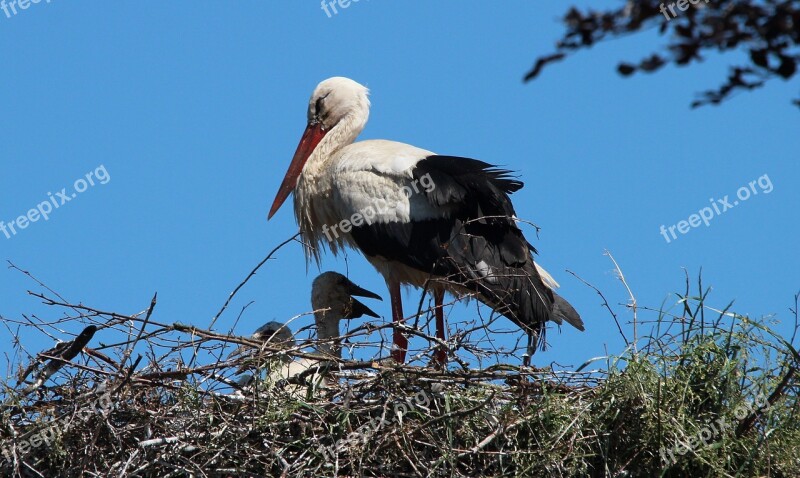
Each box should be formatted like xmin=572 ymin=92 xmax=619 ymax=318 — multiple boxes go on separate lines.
xmin=349 ymin=155 xmax=564 ymax=350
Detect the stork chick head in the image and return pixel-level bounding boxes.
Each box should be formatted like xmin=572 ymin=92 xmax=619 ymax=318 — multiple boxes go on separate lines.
xmin=311 ymin=271 xmax=382 ymax=325
xmin=252 ymin=320 xmax=295 ymax=346
xmin=228 ymin=320 xmax=295 ymax=362
xmin=312 ymin=272 xmax=381 ymax=358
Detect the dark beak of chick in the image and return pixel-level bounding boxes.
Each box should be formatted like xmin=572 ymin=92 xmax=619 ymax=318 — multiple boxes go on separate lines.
xmin=345 ymin=280 xmax=382 ymax=319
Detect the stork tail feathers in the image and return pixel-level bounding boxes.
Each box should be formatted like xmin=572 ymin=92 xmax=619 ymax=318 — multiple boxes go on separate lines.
xmin=552 ymin=292 xmax=584 ymax=332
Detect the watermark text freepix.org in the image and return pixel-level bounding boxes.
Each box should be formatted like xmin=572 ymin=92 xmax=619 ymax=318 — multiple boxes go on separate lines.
xmin=1 ymin=386 xmax=113 ymax=464
xmin=321 ymin=172 xmax=435 ymax=242
xmin=1 ymin=0 xmax=51 ymax=19
xmin=660 ymin=0 xmax=711 ymax=21
xmin=316 ymin=387 xmax=434 ymax=460
xmin=659 ymin=173 xmax=772 ymax=244
xmin=659 ymin=393 xmax=771 ymax=465
xmin=320 ymin=0 xmax=368 ymax=18
xmin=1 ymin=164 xmax=111 ymax=240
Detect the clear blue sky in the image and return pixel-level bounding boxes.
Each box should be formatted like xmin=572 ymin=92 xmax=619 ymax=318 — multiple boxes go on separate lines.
xmin=2 ymin=2 xmax=798 ymax=372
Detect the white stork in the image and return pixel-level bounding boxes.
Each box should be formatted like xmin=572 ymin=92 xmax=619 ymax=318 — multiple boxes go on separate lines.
xmin=268 ymin=77 xmax=584 ymax=364
xmin=235 ymin=272 xmax=381 ymax=390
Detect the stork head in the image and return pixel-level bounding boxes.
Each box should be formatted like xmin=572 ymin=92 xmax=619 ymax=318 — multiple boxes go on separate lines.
xmin=252 ymin=320 xmax=295 ymax=346
xmin=306 ymin=77 xmax=371 ymax=132
xmin=268 ymin=77 xmax=370 ymax=219
xmin=311 ymin=271 xmax=381 ymax=325
xmin=228 ymin=320 xmax=295 ymax=360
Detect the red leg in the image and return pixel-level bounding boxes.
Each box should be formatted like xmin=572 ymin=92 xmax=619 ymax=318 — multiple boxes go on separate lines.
xmin=433 ymin=287 xmax=447 ymax=365
xmin=389 ymin=279 xmax=407 ymax=363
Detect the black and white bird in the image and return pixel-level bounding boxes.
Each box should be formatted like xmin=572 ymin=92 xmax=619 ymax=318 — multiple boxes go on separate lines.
xmin=268 ymin=77 xmax=584 ymax=364
xmin=231 ymin=321 xmax=295 ymax=387
xmin=230 ymin=320 xmax=296 ymax=359
xmin=236 ymin=272 xmax=380 ymax=390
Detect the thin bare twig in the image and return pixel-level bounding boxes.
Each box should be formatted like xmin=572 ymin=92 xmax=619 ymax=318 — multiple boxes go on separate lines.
xmin=209 ymin=232 xmax=301 ymax=330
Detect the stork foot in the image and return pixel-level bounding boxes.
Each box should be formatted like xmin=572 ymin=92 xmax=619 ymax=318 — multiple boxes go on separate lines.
xmin=522 ymin=333 xmax=535 ymax=367
xmin=433 ymin=348 xmax=447 ymax=368
xmin=391 ymin=347 xmax=407 ymax=363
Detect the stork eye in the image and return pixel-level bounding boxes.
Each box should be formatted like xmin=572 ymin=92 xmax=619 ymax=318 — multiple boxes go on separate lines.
xmin=315 ymin=93 xmax=331 ymax=116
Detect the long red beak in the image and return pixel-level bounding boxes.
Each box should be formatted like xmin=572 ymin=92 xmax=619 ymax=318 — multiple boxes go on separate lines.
xmin=268 ymin=122 xmax=327 ymax=220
